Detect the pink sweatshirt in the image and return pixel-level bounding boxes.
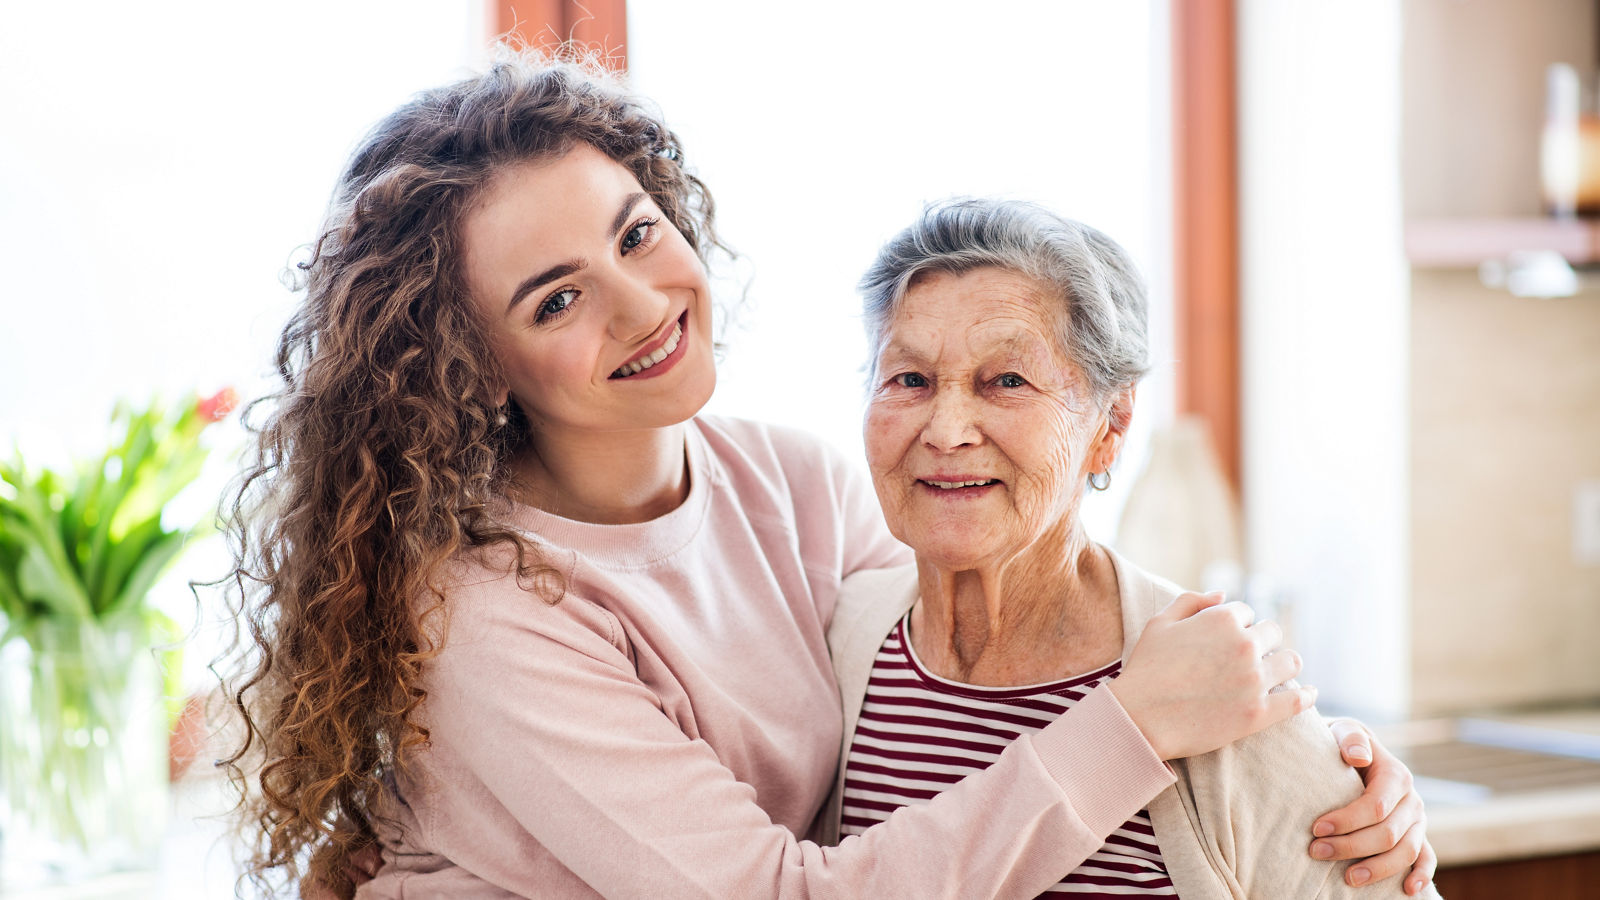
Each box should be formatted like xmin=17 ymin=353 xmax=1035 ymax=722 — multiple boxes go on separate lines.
xmin=360 ymin=417 xmax=1175 ymax=898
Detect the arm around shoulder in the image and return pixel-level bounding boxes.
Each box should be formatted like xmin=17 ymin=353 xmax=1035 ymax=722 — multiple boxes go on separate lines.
xmin=405 ymin=572 xmax=1172 ymax=899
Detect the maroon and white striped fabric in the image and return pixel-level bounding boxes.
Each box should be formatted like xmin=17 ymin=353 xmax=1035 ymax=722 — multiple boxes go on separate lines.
xmin=841 ymin=616 xmax=1177 ymax=897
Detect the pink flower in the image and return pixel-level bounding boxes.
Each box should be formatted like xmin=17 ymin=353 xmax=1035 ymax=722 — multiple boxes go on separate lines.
xmin=197 ymin=387 xmax=238 ymax=423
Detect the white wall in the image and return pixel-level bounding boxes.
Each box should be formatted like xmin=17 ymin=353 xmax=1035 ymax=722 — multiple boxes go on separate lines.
xmin=1238 ymin=0 xmax=1411 ymax=720
xmin=627 ymin=0 xmax=1175 ymax=538
xmin=0 ymin=0 xmax=489 ymax=653
xmin=0 ymin=2 xmax=490 ymax=454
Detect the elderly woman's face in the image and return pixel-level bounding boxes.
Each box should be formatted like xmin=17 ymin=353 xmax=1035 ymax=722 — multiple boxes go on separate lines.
xmin=864 ymin=267 xmax=1118 ymax=571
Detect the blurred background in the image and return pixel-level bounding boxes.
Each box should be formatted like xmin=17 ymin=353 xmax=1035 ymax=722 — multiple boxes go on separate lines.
xmin=0 ymin=0 xmax=1597 ymax=896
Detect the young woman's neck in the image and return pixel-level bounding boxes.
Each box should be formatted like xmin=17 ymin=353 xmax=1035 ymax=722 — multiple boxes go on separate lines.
xmin=908 ymin=522 xmax=1123 ymax=686
xmin=511 ymin=422 xmax=690 ymax=524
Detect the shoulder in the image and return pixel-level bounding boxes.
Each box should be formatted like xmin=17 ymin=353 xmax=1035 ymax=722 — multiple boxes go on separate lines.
xmin=694 ymin=415 xmax=859 ymax=486
xmin=429 ymin=542 xmax=628 ymax=669
xmin=1106 ymin=548 xmax=1189 ymax=652
xmin=693 ymin=415 xmax=877 ymax=537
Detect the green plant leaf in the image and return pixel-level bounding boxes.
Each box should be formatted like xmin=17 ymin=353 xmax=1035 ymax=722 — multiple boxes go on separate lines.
xmin=0 ymin=564 xmax=26 ymax=627
xmin=94 ymin=515 xmax=166 ymax=615
xmin=17 ymin=543 xmax=92 ymax=621
xmin=2 ymin=394 xmax=222 ymax=632
xmin=102 ymin=530 xmax=189 ymax=621
xmin=83 ymin=409 xmax=158 ymax=598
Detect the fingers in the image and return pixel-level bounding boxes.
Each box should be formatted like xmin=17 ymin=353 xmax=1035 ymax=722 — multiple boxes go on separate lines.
xmin=1405 ymin=835 xmax=1438 ymax=895
xmin=1260 ymin=683 xmax=1316 ymax=728
xmin=1261 ymin=647 xmax=1303 ymax=689
xmin=1214 ymin=598 xmax=1256 ymax=628
xmin=1155 ymin=590 xmax=1226 ymax=623
xmin=1330 ymin=819 xmax=1427 ymax=888
xmin=1327 ymin=717 xmax=1375 ymax=767
xmin=1315 ymin=735 xmax=1412 ymax=836
xmin=1247 ymin=619 xmax=1284 ymax=657
xmin=1311 ymin=790 xmax=1423 ymax=862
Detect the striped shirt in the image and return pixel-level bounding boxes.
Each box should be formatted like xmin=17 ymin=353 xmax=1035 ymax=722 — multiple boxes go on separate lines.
xmin=841 ymin=615 xmax=1177 ymax=897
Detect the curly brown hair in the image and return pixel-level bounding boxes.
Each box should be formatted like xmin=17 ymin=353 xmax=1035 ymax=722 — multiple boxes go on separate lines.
xmin=218 ymin=49 xmax=721 ymax=897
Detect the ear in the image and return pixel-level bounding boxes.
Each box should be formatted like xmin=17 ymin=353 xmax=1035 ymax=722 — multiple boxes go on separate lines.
xmin=1092 ymin=386 xmax=1137 ymax=473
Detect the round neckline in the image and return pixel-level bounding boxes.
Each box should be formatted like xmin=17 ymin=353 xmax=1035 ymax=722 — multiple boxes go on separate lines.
xmin=894 ymin=613 xmax=1122 ymax=699
xmin=505 ymin=420 xmax=717 ymax=569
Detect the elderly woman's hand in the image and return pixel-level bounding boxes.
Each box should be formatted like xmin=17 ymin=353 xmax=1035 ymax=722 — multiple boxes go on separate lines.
xmin=1109 ymin=591 xmax=1314 ymax=760
xmin=1309 ymin=719 xmax=1437 ymax=895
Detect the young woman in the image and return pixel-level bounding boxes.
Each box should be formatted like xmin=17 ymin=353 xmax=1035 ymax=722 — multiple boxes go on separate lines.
xmin=224 ymin=52 xmax=1434 ymax=898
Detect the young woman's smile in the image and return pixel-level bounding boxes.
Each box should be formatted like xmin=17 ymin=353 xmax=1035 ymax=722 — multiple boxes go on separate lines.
xmin=609 ymin=310 xmax=688 ymax=379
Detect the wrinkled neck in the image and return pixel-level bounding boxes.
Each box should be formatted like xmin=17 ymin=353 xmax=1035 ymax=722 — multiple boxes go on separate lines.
xmin=909 ymin=525 xmax=1123 ymax=685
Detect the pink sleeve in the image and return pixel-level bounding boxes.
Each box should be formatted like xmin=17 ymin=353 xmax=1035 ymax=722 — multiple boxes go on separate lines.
xmin=416 ymin=590 xmax=1175 ymax=899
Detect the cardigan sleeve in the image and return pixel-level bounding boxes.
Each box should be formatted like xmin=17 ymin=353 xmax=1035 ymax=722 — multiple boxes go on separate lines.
xmin=1106 ymin=554 xmax=1445 ymax=899
xmin=1157 ymin=708 xmax=1444 ymax=899
xmin=404 ymin=572 xmax=1175 ymax=900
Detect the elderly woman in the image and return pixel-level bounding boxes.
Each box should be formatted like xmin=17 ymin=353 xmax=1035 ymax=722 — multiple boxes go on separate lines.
xmin=826 ymin=199 xmax=1438 ymax=898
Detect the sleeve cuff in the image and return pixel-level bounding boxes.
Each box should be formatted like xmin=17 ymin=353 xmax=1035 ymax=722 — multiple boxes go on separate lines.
xmin=1028 ymin=682 xmax=1176 ymax=838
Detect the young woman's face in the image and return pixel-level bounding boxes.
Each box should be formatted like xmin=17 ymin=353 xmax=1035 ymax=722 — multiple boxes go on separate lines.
xmin=462 ymin=144 xmax=716 ymax=441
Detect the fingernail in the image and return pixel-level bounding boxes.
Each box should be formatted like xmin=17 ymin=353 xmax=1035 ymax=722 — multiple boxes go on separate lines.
xmin=1312 ymin=841 xmax=1334 ymax=859
xmin=1408 ymin=878 xmax=1425 ymax=894
xmin=1346 ymin=744 xmax=1372 ymax=762
xmin=1349 ymin=866 xmax=1370 ymax=886
xmin=1313 ymin=820 xmax=1335 ymax=837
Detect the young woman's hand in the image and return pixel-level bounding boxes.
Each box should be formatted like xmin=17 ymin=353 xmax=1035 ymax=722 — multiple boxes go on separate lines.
xmin=1110 ymin=591 xmax=1314 ymax=760
xmin=1312 ymin=718 xmax=1437 ymax=895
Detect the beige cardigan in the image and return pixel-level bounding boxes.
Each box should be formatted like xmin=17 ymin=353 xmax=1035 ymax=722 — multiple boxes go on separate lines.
xmin=823 ymin=552 xmax=1440 ymax=899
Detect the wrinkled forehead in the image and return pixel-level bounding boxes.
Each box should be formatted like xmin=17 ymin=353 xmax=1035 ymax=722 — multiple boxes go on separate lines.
xmin=880 ymin=266 xmax=1072 ymax=363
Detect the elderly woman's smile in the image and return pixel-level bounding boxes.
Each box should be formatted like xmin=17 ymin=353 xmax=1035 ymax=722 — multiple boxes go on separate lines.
xmin=864 ymin=266 xmax=1116 ymax=574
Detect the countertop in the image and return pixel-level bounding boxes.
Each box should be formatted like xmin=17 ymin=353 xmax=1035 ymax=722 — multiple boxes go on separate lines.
xmin=1378 ymin=707 xmax=1600 ymax=867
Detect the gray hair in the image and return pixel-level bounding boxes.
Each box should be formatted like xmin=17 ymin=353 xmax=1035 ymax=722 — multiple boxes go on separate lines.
xmin=859 ymin=198 xmax=1150 ymax=399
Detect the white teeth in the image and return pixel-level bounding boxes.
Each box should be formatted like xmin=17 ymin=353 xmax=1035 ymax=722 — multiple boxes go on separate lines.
xmin=928 ymin=479 xmax=997 ymax=489
xmin=614 ymin=322 xmax=683 ymax=378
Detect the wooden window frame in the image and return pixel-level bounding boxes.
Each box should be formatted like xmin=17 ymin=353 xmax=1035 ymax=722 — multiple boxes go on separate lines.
xmin=1172 ymin=0 xmax=1241 ymax=491
xmin=491 ymin=0 xmax=628 ymax=64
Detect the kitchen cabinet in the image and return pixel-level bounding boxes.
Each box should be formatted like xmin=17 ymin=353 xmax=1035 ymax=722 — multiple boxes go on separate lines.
xmin=1434 ymin=850 xmax=1600 ymax=899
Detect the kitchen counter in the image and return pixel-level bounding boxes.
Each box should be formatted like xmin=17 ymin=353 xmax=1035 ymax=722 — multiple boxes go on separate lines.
xmin=1377 ymin=708 xmax=1600 ymax=866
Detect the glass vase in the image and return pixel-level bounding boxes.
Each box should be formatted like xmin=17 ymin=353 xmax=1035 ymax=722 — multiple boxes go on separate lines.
xmin=0 ymin=622 xmax=169 ymax=890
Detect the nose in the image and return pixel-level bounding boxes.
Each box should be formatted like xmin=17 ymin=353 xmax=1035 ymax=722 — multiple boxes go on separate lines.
xmin=606 ymin=271 xmax=672 ymax=344
xmin=920 ymin=386 xmax=982 ymax=452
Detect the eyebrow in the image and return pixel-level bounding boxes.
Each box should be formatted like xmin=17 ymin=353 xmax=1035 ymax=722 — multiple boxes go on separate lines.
xmin=504 ymin=192 xmax=650 ymax=314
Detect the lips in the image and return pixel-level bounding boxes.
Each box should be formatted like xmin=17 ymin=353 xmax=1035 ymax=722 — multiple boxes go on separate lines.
xmin=610 ymin=312 xmax=688 ymax=380
xmin=916 ymin=476 xmax=1001 ymax=494
xmin=923 ymin=478 xmax=999 ymax=489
